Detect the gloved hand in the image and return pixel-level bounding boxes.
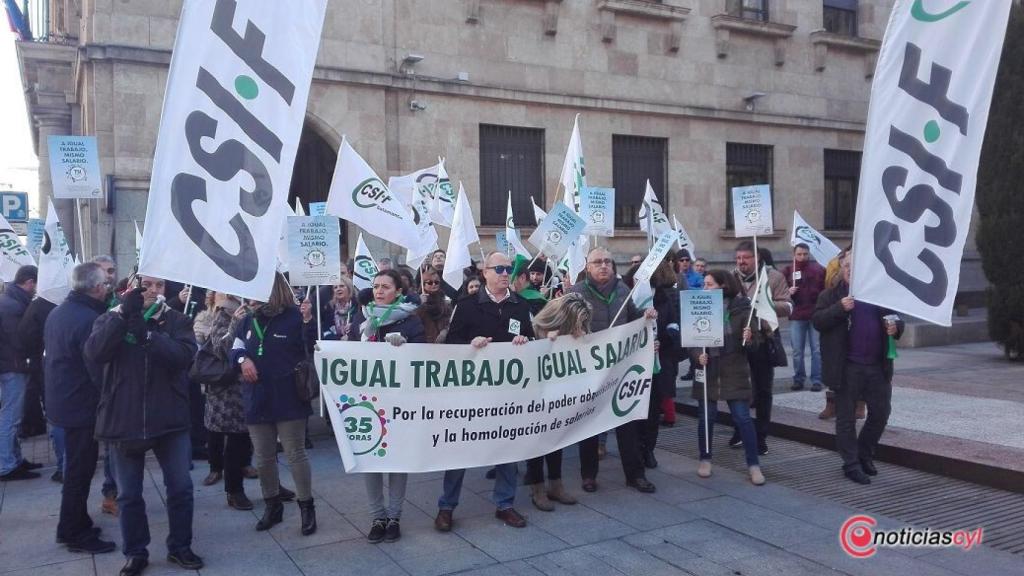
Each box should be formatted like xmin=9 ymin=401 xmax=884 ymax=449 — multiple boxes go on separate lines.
xmin=384 ymin=333 xmax=407 ymax=347
xmin=125 ymin=315 xmax=148 ymax=343
xmin=121 ymin=287 xmax=146 ymax=318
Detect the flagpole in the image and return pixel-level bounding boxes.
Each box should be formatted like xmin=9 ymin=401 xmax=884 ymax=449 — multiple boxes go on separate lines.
xmin=316 ymin=286 xmax=324 ymax=419
xmin=610 ymin=281 xmax=642 ymax=326
xmin=184 ymin=284 xmax=193 ymax=318
xmin=702 ymin=346 xmax=709 ymax=455
xmin=75 ymin=199 xmax=87 ymax=260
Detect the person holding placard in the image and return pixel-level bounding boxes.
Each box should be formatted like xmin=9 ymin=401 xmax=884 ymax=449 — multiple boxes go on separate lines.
xmin=781 ymin=243 xmax=826 ymax=392
xmin=690 ymin=270 xmax=765 ymax=485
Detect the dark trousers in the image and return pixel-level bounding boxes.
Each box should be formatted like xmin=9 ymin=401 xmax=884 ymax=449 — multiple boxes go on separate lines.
xmin=56 ymin=426 xmax=99 ymax=544
xmin=212 ymin=432 xmax=252 ymax=494
xmin=111 ymin=431 xmax=194 ymax=559
xmin=836 ymin=363 xmax=891 ymax=472
xmin=579 ymin=421 xmax=646 ymax=482
xmin=189 ymin=381 xmax=207 ymax=456
xmin=525 ymin=450 xmax=562 ymax=485
xmin=743 ymin=344 xmax=775 ymax=443
xmin=22 ymin=367 xmax=46 ymax=435
xmin=207 ymin=431 xmax=253 ymax=472
xmin=640 ymin=383 xmax=664 ymax=453
xmin=579 ymin=435 xmax=600 ymax=480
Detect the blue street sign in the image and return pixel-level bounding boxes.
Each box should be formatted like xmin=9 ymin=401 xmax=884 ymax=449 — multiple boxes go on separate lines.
xmin=0 ymin=192 xmax=29 ymax=222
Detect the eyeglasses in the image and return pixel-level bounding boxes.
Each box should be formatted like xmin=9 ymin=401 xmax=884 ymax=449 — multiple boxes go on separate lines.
xmin=588 ymin=259 xmax=614 ymax=267
xmin=423 ymin=280 xmax=440 ymax=286
xmin=630 ymin=259 xmax=642 ymax=265
xmin=487 ymin=265 xmax=513 ymax=275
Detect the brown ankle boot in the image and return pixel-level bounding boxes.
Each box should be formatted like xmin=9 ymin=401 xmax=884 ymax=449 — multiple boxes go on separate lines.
xmin=818 ymin=396 xmax=836 ymax=420
xmin=547 ymin=479 xmax=577 ymax=505
xmin=530 ymin=482 xmax=554 ymax=511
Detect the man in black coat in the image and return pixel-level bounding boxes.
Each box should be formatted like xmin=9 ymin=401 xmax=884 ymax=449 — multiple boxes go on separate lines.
xmin=812 ymin=252 xmax=904 ymax=485
xmin=434 ymin=252 xmax=535 ymax=532
xmin=85 ymin=276 xmax=202 ymax=575
xmin=0 ymin=265 xmax=41 ymax=481
xmin=45 ymin=263 xmax=117 ymax=553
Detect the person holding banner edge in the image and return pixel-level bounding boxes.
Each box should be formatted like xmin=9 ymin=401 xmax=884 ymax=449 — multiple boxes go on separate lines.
xmin=690 ymin=270 xmax=765 ymax=486
xmin=435 ymin=252 xmax=534 ymax=531
xmin=570 ymin=247 xmax=658 ymax=494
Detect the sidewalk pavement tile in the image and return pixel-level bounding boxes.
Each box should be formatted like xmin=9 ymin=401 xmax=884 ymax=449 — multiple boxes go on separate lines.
xmin=451 ymin=514 xmax=570 ymax=562
xmin=575 ymin=488 xmax=696 ymax=531
xmin=1 ymin=558 xmax=94 ymax=576
xmin=383 ymin=543 xmax=497 ymax=576
xmin=454 ymin=560 xmax=546 ymax=576
xmin=289 ymin=538 xmax=409 ymax=576
xmin=521 ymin=503 xmax=636 ymax=546
xmin=723 ymin=548 xmax=844 ymax=576
xmin=787 ymin=535 xmax=968 ymax=576
xmin=580 ymin=539 xmax=691 ymax=575
xmin=917 ymin=546 xmax=1024 ymax=575
xmin=682 ymin=495 xmax=832 ymax=547
xmin=524 ymin=548 xmax=629 ymax=576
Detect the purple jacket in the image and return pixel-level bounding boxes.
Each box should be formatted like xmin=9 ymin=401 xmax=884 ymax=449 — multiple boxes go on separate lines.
xmin=782 ymin=261 xmax=825 ymax=321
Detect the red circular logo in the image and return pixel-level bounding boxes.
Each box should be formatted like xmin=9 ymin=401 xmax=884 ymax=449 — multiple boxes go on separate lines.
xmin=840 ymin=515 xmax=877 ymax=558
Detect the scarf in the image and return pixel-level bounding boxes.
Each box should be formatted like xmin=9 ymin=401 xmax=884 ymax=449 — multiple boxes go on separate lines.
xmin=358 ymin=298 xmax=419 ymax=341
xmin=332 ymin=299 xmax=354 ymax=339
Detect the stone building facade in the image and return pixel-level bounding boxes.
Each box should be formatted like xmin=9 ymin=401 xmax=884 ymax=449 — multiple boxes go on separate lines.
xmin=16 ymin=0 xmax=983 ymax=295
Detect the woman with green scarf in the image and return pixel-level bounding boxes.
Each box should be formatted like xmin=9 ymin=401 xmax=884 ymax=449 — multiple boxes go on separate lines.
xmin=347 ymin=269 xmax=425 ymax=543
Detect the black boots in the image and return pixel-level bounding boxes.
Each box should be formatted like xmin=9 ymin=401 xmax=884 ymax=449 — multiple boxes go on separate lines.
xmin=256 ymin=496 xmax=284 ymax=531
xmin=298 ymin=498 xmax=317 ymax=536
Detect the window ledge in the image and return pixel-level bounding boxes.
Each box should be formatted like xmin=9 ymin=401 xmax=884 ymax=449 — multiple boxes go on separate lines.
xmin=822 ymin=229 xmax=854 ymax=240
xmin=466 ymin=0 xmax=563 ymax=36
xmin=597 ymin=1 xmax=691 ymax=52
xmin=809 ymin=30 xmax=881 ymax=78
xmin=710 ymin=14 xmax=796 ymax=66
xmin=718 ymin=228 xmax=788 ymax=240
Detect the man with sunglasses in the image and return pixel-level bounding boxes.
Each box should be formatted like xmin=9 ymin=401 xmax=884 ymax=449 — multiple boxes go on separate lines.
xmin=435 ymin=252 xmax=535 ymax=531
xmin=571 ymin=247 xmax=658 ymax=494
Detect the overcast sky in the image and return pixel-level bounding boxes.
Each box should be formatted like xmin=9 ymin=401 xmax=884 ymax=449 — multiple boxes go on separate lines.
xmin=1 ymin=29 xmax=41 ymax=216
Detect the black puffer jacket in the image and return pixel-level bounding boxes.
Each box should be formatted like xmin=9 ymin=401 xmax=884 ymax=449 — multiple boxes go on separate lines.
xmin=44 ymin=290 xmax=107 ymax=429
xmin=448 ymin=289 xmax=535 ymax=344
xmin=0 ymin=283 xmax=33 ymax=373
xmin=86 ymin=304 xmax=197 ymax=441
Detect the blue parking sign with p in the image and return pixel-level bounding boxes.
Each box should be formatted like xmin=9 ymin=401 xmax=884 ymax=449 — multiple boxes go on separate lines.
xmin=0 ymin=192 xmax=29 ymax=222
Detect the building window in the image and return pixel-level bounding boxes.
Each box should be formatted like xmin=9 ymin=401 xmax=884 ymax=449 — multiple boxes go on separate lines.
xmin=479 ymin=124 xmax=545 ymax=227
xmin=823 ymin=0 xmax=857 ymax=36
xmin=612 ymin=135 xmax=668 ymax=229
xmin=726 ymin=143 xmax=773 ymax=230
xmin=824 ymin=149 xmax=861 ymax=231
xmin=726 ymin=0 xmax=770 ymax=22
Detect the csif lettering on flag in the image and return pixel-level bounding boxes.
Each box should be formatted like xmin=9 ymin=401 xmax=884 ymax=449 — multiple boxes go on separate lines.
xmin=138 ymin=0 xmax=327 ymax=301
xmin=0 ymin=212 xmax=36 ymax=281
xmin=851 ymin=0 xmax=1011 ymax=326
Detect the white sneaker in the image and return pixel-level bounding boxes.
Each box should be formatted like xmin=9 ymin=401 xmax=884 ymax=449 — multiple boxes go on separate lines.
xmin=749 ymin=465 xmax=765 ymax=486
xmin=697 ymin=460 xmax=712 ymax=478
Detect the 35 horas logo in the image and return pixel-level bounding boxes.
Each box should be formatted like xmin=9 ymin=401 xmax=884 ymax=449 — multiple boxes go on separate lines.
xmin=612 ymin=365 xmax=651 ymax=417
xmin=335 ymin=394 xmax=390 ymax=457
xmin=353 ymin=177 xmax=393 ymax=209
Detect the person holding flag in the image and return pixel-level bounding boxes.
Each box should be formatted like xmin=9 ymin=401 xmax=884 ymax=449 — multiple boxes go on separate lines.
xmin=781 ymin=243 xmax=826 ymax=392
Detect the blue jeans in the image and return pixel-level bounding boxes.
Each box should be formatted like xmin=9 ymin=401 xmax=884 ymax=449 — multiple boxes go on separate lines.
xmin=0 ymin=372 xmax=28 ymax=475
xmin=110 ymin=431 xmax=194 ymax=559
xmin=438 ymin=463 xmax=518 ymax=511
xmin=789 ymin=320 xmax=822 ymax=386
xmin=102 ymin=443 xmax=117 ymax=497
xmin=698 ymin=399 xmax=760 ymax=467
xmin=52 ymin=426 xmax=66 ymax=474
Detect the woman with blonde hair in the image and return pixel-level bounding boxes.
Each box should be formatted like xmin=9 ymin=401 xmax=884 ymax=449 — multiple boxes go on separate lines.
xmin=231 ymin=274 xmax=317 ymax=535
xmin=523 ymin=292 xmax=592 ymax=511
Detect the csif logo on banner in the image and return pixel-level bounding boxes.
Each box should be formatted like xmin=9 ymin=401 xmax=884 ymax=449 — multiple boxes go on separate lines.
xmin=354 ymin=255 xmax=378 ymax=282
xmin=795 ymin=225 xmax=823 ymax=247
xmin=871 ymin=2 xmax=979 ymax=307
xmin=353 ymin=177 xmax=394 ymax=210
xmin=612 ymin=365 xmax=651 ymax=417
xmin=169 ymin=0 xmax=300 ymax=282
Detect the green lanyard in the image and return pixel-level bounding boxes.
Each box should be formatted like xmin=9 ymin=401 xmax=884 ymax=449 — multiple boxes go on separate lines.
xmin=585 ymin=281 xmax=616 ymax=307
xmin=252 ymin=317 xmax=267 ymax=357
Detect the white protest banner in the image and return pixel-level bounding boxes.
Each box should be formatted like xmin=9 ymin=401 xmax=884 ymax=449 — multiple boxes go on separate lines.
xmin=327 ymin=139 xmax=418 ymax=250
xmin=851 ymin=0 xmax=1011 ymax=326
xmin=634 ymin=231 xmax=677 ymax=284
xmin=631 ymin=280 xmax=654 ymax=310
xmin=672 ymin=214 xmax=695 ymax=256
xmin=0 ymin=213 xmax=36 ymax=281
xmin=47 ymin=136 xmax=103 ymax=199
xmin=37 ymin=200 xmax=75 ymax=304
xmin=134 ymin=220 xmax=143 ymax=271
xmin=528 ymin=203 xmax=586 ymax=261
xmin=559 ymin=114 xmax=586 ymax=213
xmin=275 ymin=205 xmax=294 ymax=273
xmin=139 ymin=0 xmax=326 ymax=301
xmin=352 ymin=233 xmax=379 ymax=291
xmin=494 ymin=230 xmax=512 ymax=258
xmin=791 ymin=211 xmax=841 ymax=265
xmin=26 ymin=218 xmax=45 ymax=262
xmin=580 ymin=187 xmax=615 ymax=237
xmin=287 ymin=215 xmax=341 ymax=286
xmin=639 ymin=180 xmax=673 ymax=239
xmin=316 ymin=318 xmax=655 ymax=473
xmin=731 ymin=185 xmax=774 ymax=237
xmin=433 ymin=160 xmax=456 ymax=227
xmin=505 ymin=191 xmax=532 ymax=258
xmin=680 ymin=290 xmax=724 ymax=348
xmin=442 ymin=183 xmax=478 ymax=289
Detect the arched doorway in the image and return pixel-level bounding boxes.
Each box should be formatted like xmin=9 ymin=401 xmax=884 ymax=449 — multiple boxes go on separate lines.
xmin=288 ymin=122 xmax=347 ymax=255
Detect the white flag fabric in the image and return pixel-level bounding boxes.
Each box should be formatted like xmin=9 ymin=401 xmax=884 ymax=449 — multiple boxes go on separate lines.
xmin=558 ymin=115 xmax=588 ymax=283
xmin=531 ymin=196 xmax=548 ymax=225
xmin=639 ymin=180 xmax=673 ymax=239
xmin=791 ymin=211 xmax=841 ymax=265
xmin=751 ymin=270 xmax=779 ymax=332
xmin=631 ymin=278 xmax=655 ymax=310
xmin=672 ymin=214 xmax=695 ymax=257
xmin=0 ymin=213 xmax=36 ymax=281
xmin=293 ymin=197 xmax=306 ymax=216
xmin=275 ymin=205 xmax=294 ymax=273
xmin=326 ymin=139 xmax=418 ymax=249
xmin=851 ymin=0 xmax=1011 ymax=326
xmin=432 ymin=160 xmax=456 ymax=227
xmin=443 ymin=183 xmax=478 ymax=289
xmin=134 ymin=220 xmax=143 ymax=271
xmin=37 ymin=200 xmax=75 ymax=304
xmin=401 ymin=167 xmax=441 ymax=269
xmin=506 ymin=191 xmax=532 ymax=258
xmin=387 ymin=162 xmax=441 ymax=210
xmin=138 ymin=0 xmax=326 ymax=302
xmin=352 ymin=233 xmax=379 ymax=292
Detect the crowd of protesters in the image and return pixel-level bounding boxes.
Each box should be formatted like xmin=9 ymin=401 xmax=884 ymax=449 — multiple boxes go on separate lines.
xmin=0 ymin=238 xmax=902 ymax=575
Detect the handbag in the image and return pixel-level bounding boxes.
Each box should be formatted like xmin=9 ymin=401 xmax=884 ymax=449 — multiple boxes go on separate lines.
xmin=294 ymin=323 xmax=320 ymax=402
xmin=769 ymin=329 xmax=789 ymax=368
xmin=189 ymin=338 xmax=234 ymax=386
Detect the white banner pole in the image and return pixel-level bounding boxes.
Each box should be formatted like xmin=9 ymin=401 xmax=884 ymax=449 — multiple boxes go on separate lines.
xmin=75 ymin=199 xmax=87 ymax=260
xmin=702 ymin=346 xmax=709 ymax=455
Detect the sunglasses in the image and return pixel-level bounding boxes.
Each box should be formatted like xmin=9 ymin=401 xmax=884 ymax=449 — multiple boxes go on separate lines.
xmin=423 ymin=280 xmax=440 ymax=286
xmin=487 ymin=265 xmax=514 ymax=275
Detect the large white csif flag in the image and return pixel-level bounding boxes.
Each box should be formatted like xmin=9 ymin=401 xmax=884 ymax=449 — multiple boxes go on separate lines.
xmin=443 ymin=183 xmax=479 ymax=289
xmin=750 ymin=270 xmax=779 ymax=331
xmin=138 ymin=0 xmax=326 ymax=302
xmin=0 ymin=213 xmax=36 ymax=281
xmin=506 ymin=191 xmax=532 ymax=258
xmin=558 ymin=115 xmax=588 ymax=282
xmin=672 ymin=214 xmax=695 ymax=257
xmin=639 ymin=180 xmax=673 ymax=239
xmin=351 ymin=233 xmax=379 ymax=292
xmin=791 ymin=211 xmax=841 ymax=265
xmin=37 ymin=200 xmax=75 ymax=304
xmin=531 ymin=196 xmax=548 ymax=225
xmin=432 ymin=159 xmax=456 ymax=227
xmin=326 ymin=139 xmax=419 ymax=250
xmin=851 ymin=0 xmax=1011 ymax=326
xmin=134 ymin=220 xmax=143 ymax=271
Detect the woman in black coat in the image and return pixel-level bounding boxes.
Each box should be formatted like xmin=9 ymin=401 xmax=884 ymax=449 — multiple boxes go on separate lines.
xmin=640 ymin=261 xmax=681 ymax=469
